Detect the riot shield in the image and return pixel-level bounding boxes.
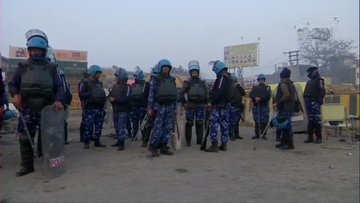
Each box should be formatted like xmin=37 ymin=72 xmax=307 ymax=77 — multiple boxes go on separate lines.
xmin=41 ymin=105 xmax=66 ymax=179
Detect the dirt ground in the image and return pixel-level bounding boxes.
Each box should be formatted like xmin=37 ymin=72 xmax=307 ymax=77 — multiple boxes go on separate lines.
xmin=0 ymin=110 xmax=359 ymax=203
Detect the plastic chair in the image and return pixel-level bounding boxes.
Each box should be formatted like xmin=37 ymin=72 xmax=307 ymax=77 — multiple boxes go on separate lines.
xmin=321 ymin=104 xmax=353 ymax=150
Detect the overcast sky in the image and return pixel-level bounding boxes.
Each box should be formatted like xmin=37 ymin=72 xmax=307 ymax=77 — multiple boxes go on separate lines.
xmin=1 ymin=0 xmax=359 ymax=78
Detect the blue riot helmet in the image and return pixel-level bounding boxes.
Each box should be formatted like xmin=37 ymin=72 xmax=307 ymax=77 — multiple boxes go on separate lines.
xmin=88 ymin=65 xmax=102 ymax=77
xmin=114 ymin=68 xmax=128 ymax=81
xmin=27 ymin=36 xmax=48 ymax=50
xmin=188 ymin=60 xmax=200 ymax=74
xmin=211 ymin=60 xmax=228 ymax=74
xmin=158 ymin=59 xmax=172 ymax=72
xmin=257 ymin=74 xmax=266 ymax=81
xmin=133 ymin=69 xmax=144 ymax=80
xmin=27 ymin=36 xmax=48 ymax=61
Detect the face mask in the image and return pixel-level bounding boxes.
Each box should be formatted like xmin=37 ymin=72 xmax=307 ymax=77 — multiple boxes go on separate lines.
xmin=30 ymin=53 xmax=45 ymax=61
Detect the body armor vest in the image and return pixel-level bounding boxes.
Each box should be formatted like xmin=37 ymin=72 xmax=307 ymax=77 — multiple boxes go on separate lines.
xmin=187 ymin=80 xmax=206 ymax=103
xmin=20 ymin=63 xmax=55 ymax=113
xmin=155 ymin=76 xmax=177 ymax=104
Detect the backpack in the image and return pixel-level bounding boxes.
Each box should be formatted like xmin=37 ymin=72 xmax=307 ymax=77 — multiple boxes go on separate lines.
xmin=293 ymin=86 xmax=301 ymax=113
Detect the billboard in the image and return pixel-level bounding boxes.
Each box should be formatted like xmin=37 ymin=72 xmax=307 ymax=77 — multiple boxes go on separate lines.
xmin=224 ymin=42 xmax=259 ymax=68
xmin=9 ymin=46 xmax=87 ymax=62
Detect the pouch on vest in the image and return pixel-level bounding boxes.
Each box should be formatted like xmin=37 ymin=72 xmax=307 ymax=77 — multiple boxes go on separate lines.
xmin=187 ymin=81 xmax=206 ymax=103
xmin=155 ymin=77 xmax=177 ymax=104
xmin=111 ymin=84 xmax=130 ymax=102
xmin=86 ymin=80 xmax=106 ymax=105
xmin=20 ymin=64 xmax=55 ymax=113
xmin=130 ymin=83 xmax=145 ymax=102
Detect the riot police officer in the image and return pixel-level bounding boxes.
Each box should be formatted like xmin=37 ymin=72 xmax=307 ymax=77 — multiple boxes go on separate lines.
xmin=273 ymin=67 xmax=296 ymax=149
xmin=178 ymin=60 xmax=208 ymax=146
xmin=129 ymin=67 xmax=149 ymax=140
xmin=79 ymin=65 xmax=107 ymax=149
xmin=229 ymin=75 xmax=246 ymax=140
xmin=249 ymin=74 xmax=271 ymax=140
xmin=8 ymin=35 xmax=65 ymax=176
xmin=205 ymin=60 xmax=232 ymax=152
xmin=108 ymin=68 xmax=131 ymax=151
xmin=303 ymin=66 xmax=325 ymax=144
xmin=147 ymin=59 xmax=177 ymax=157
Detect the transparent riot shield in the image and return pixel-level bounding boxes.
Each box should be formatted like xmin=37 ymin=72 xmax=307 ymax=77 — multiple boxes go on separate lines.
xmin=41 ymin=105 xmax=66 ymax=179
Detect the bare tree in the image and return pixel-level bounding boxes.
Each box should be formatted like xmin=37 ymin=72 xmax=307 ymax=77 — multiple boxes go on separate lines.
xmin=299 ymin=28 xmax=357 ymax=70
xmin=171 ymin=65 xmax=188 ymax=76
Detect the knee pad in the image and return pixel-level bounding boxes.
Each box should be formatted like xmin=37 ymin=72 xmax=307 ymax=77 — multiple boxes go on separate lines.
xmin=195 ymin=120 xmax=204 ymax=127
xmin=186 ymin=121 xmax=194 ymax=127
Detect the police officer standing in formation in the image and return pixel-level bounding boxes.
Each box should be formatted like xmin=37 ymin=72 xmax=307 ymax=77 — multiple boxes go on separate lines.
xmin=303 ymin=66 xmax=325 ymax=144
xmin=59 ymin=70 xmax=73 ymax=145
xmin=8 ymin=34 xmax=65 ymax=176
xmin=205 ymin=60 xmax=232 ymax=152
xmin=79 ymin=65 xmax=107 ymax=149
xmin=178 ymin=60 xmax=208 ymax=146
xmin=129 ymin=67 xmax=149 ymax=140
xmin=273 ymin=68 xmax=296 ymax=150
xmin=78 ymin=71 xmax=90 ymax=142
xmin=229 ymin=74 xmax=246 ymax=140
xmin=249 ymin=74 xmax=271 ymax=140
xmin=147 ymin=59 xmax=177 ymax=157
xmin=108 ymin=68 xmax=131 ymax=151
xmin=140 ymin=66 xmax=158 ymax=148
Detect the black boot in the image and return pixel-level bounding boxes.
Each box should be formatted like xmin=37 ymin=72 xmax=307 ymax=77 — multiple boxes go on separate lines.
xmin=252 ymin=123 xmax=260 ymax=139
xmin=16 ymin=166 xmax=35 ymax=177
xmin=304 ymin=123 xmax=314 ymax=143
xmin=84 ymin=142 xmax=90 ymax=149
xmin=112 ymin=140 xmax=121 ymax=147
xmin=118 ymin=140 xmax=125 ymax=151
xmin=151 ymin=147 xmax=160 ymax=157
xmin=185 ymin=122 xmax=193 ymax=146
xmin=160 ymin=143 xmax=174 ymax=155
xmin=17 ymin=136 xmax=35 ymax=176
xmin=275 ymin=135 xmax=286 ymax=148
xmin=94 ymin=140 xmax=106 ymax=147
xmin=195 ymin=121 xmax=204 ymax=145
xmin=314 ymin=126 xmax=322 ymax=144
xmin=204 ymin=141 xmax=219 ymax=152
xmin=219 ymin=142 xmax=227 ymax=151
xmin=280 ymin=137 xmax=294 ymax=150
xmin=234 ymin=125 xmax=243 ymax=139
xmin=276 ymin=129 xmax=282 ymax=142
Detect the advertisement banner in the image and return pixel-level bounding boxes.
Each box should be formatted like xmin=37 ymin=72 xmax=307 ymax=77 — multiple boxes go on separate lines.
xmin=9 ymin=46 xmax=87 ymax=62
xmin=224 ymin=42 xmax=259 ymax=68
xmin=9 ymin=47 xmax=29 ymax=59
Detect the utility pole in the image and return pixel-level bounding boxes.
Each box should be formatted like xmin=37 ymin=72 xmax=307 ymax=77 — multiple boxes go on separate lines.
xmin=284 ymin=51 xmax=299 ymax=66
